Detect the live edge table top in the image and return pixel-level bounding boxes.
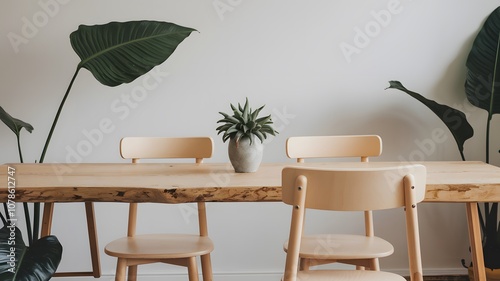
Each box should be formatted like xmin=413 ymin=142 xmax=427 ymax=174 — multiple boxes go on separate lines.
xmin=1 ymin=161 xmax=500 ymax=204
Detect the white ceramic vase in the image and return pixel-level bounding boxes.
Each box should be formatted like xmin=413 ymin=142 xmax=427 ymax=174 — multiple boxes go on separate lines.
xmin=228 ymin=136 xmax=263 ymax=173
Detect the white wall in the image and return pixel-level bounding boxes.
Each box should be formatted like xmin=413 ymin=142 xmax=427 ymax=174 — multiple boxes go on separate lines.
xmin=2 ymin=0 xmax=499 ymax=279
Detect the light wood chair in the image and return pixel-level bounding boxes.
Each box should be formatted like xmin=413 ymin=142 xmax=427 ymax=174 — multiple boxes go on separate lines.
xmin=284 ymin=135 xmax=389 ymax=271
xmin=105 ymin=137 xmax=214 ymax=281
xmin=281 ymin=164 xmax=426 ymax=281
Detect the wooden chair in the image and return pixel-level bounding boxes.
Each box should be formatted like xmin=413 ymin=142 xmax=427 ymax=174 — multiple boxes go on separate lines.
xmin=284 ymin=135 xmax=389 ymax=271
xmin=281 ymin=164 xmax=426 ymax=281
xmin=105 ymin=137 xmax=214 ymax=281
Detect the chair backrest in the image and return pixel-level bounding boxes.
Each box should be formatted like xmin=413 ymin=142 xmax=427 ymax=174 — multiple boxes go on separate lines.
xmin=286 ymin=135 xmax=383 ymax=239
xmin=120 ymin=137 xmax=214 ymax=163
xmin=119 ymin=137 xmax=214 ymax=237
xmin=286 ymin=135 xmax=382 ymax=163
xmin=282 ymin=165 xmax=427 ymax=210
xmin=282 ymin=164 xmax=426 ymax=281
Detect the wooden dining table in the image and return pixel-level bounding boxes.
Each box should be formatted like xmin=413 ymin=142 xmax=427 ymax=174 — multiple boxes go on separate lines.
xmin=1 ymin=160 xmax=500 ymax=281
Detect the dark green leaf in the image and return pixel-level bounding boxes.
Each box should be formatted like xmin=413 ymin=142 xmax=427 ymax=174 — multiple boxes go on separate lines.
xmin=246 ymin=120 xmax=256 ymax=130
xmin=217 ymin=113 xmax=239 ymax=124
xmin=261 ymin=126 xmax=277 ymax=136
xmin=251 ymin=106 xmax=264 ymax=120
xmin=216 ymin=124 xmax=231 ymax=132
xmin=241 ymin=98 xmax=250 ymax=124
xmin=254 ymin=131 xmax=265 ymax=142
xmin=70 ymin=20 xmax=197 ymax=87
xmin=465 ymin=6 xmax=500 ymax=115
xmin=256 ymin=115 xmax=272 ymax=124
xmin=226 ymin=127 xmax=239 ymax=135
xmin=386 ymin=81 xmax=474 ymax=158
xmin=0 ymin=106 xmax=34 ymax=137
xmin=0 ymin=226 xmax=62 ymax=281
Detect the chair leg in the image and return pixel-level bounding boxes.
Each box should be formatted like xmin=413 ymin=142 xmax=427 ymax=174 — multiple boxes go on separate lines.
xmin=127 ymin=265 xmax=138 ymax=281
xmin=115 ymin=258 xmax=127 ymax=281
xmin=299 ymin=258 xmax=310 ymax=270
xmin=370 ymin=257 xmax=380 ymax=271
xmin=187 ymin=257 xmax=199 ymax=281
xmin=200 ymin=253 xmax=213 ymax=281
xmin=85 ymin=202 xmax=101 ymax=277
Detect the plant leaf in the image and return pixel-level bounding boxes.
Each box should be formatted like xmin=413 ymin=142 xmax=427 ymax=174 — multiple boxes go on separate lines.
xmin=0 ymin=106 xmax=34 ymax=137
xmin=241 ymin=98 xmax=250 ymax=124
xmin=386 ymin=81 xmax=474 ymax=158
xmin=465 ymin=6 xmax=500 ymax=115
xmin=0 ymin=226 xmax=62 ymax=281
xmin=255 ymin=115 xmax=272 ymax=124
xmin=254 ymin=131 xmax=265 ymax=142
xmin=70 ymin=20 xmax=197 ymax=87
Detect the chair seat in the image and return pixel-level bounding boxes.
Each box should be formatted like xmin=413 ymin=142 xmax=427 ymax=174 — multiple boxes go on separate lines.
xmin=287 ymin=269 xmax=406 ymax=281
xmin=105 ymin=234 xmax=214 ymax=259
xmin=284 ymin=234 xmax=394 ymax=259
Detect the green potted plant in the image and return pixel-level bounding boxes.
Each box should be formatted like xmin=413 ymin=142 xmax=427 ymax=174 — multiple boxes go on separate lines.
xmin=386 ymin=6 xmax=500 ymax=276
xmin=216 ymin=97 xmax=278 ymax=173
xmin=0 ymin=109 xmax=62 ymax=281
xmin=389 ymin=7 xmax=500 ymax=280
xmin=462 ymin=7 xmax=500 ymax=279
xmin=0 ymin=20 xmax=196 ymax=280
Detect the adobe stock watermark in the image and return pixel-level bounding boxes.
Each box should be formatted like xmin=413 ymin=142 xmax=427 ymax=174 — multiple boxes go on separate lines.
xmin=52 ymin=66 xmax=170 ymax=178
xmin=6 ymin=166 xmax=18 ymax=274
xmin=177 ymin=105 xmax=297 ymax=224
xmin=7 ymin=0 xmax=72 ymax=54
xmin=212 ymin=0 xmax=243 ymax=21
xmin=339 ymin=0 xmax=412 ymax=63
xmin=398 ymin=127 xmax=448 ymax=164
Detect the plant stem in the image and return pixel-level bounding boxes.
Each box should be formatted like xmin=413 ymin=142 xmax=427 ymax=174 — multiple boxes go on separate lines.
xmin=14 ymin=123 xmax=35 ymax=245
xmin=17 ymin=135 xmax=24 ymax=163
xmin=1 ymin=204 xmax=7 ymax=226
xmin=33 ymin=203 xmax=39 ymax=242
xmin=23 ymin=203 xmax=33 ymax=246
xmin=486 ymin=116 xmax=491 ymax=164
xmin=34 ymin=67 xmax=80 ymax=242
xmin=39 ymin=67 xmax=80 ymax=164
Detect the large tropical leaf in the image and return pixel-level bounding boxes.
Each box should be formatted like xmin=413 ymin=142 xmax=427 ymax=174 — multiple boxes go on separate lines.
xmin=0 ymin=226 xmax=62 ymax=281
xmin=0 ymin=106 xmax=33 ymax=137
xmin=70 ymin=20 xmax=197 ymax=87
xmin=386 ymin=81 xmax=474 ymax=160
xmin=465 ymin=6 xmax=500 ymax=115
xmin=38 ymin=20 xmax=196 ymax=162
xmin=465 ymin=6 xmax=500 ymax=270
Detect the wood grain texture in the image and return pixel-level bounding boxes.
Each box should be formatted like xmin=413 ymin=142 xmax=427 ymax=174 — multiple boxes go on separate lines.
xmin=1 ymin=161 xmax=500 ymax=203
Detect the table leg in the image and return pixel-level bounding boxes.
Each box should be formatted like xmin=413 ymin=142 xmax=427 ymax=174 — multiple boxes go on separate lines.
xmin=41 ymin=202 xmax=54 ymax=237
xmin=466 ymin=203 xmax=486 ymax=281
xmin=41 ymin=202 xmax=101 ymax=278
xmin=85 ymin=202 xmax=101 ymax=278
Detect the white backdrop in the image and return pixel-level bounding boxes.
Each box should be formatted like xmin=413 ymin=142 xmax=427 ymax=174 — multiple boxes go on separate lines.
xmin=2 ymin=0 xmax=499 ymax=279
